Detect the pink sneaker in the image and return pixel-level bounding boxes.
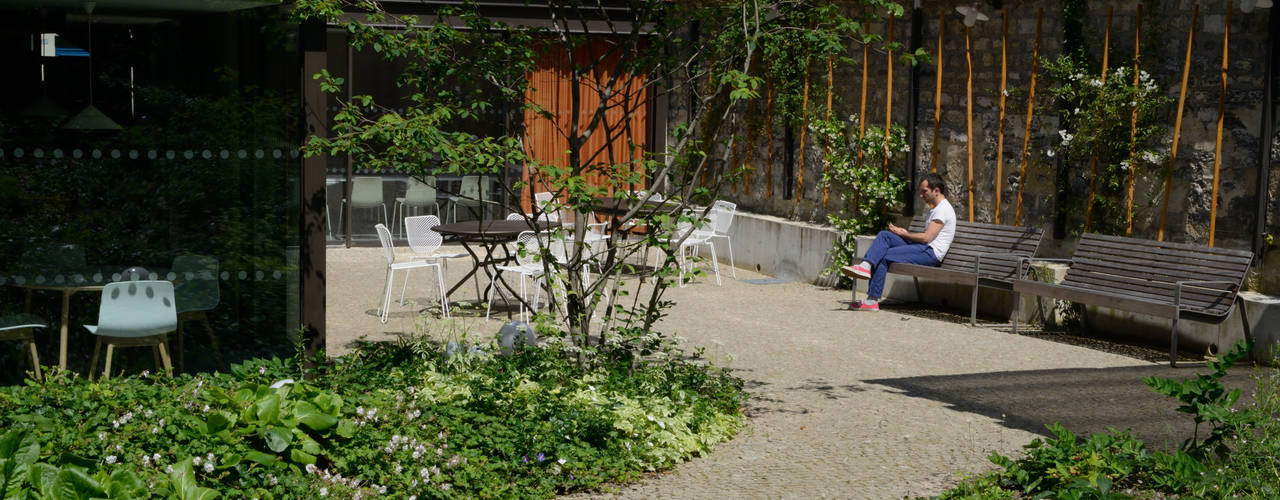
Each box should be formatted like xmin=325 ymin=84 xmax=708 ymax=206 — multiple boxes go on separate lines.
xmin=849 ymin=300 xmax=880 ymax=311
xmin=841 ymin=263 xmax=871 ymax=280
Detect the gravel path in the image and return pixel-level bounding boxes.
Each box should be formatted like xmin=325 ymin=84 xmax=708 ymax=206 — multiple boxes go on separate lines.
xmin=326 ymin=246 xmax=1263 ymax=499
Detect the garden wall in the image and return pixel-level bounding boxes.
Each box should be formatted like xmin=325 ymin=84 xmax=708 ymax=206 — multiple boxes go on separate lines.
xmin=673 ymin=0 xmax=1280 ymax=291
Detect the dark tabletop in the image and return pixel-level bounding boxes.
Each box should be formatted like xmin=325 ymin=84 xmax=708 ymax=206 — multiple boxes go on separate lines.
xmin=434 ymin=220 xmax=554 ymax=241
xmin=591 ymin=197 xmax=682 ymax=217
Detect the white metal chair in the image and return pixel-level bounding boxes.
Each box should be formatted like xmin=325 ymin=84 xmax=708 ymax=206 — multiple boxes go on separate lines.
xmin=172 ymin=255 xmax=221 ymax=372
xmin=342 ymin=176 xmax=388 ymax=234
xmin=704 ymin=200 xmax=738 ymax=279
xmin=86 ymin=280 xmax=177 ymax=380
xmin=393 ymin=176 xmax=440 ymax=238
xmin=653 ymin=212 xmax=720 ymax=287
xmin=448 ymin=175 xmax=489 ymax=222
xmin=486 ymin=231 xmax=555 ymax=322
xmin=400 ymin=215 xmax=464 ymax=317
xmin=375 ymin=223 xmax=446 ymax=323
xmin=1 ymin=313 xmax=46 ymax=381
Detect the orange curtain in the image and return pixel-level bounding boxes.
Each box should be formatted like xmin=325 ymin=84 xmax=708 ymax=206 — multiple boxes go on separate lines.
xmin=522 ymin=37 xmax=650 ymax=212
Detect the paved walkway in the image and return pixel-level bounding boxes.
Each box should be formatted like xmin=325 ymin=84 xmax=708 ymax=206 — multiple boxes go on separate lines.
xmin=326 ymin=245 xmax=1261 ymax=499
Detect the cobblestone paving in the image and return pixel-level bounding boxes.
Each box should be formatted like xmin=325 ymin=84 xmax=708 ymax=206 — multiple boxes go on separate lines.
xmin=326 ymin=247 xmax=1250 ymax=500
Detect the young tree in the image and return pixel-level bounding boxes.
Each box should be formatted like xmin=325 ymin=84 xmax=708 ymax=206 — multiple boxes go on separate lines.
xmin=292 ymin=0 xmax=907 ymax=364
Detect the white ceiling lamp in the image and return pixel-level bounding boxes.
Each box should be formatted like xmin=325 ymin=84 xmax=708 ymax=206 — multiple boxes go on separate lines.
xmin=1241 ymin=0 xmax=1274 ymax=12
xmin=63 ymin=1 xmax=121 ymax=130
xmin=955 ymin=3 xmax=990 ymax=27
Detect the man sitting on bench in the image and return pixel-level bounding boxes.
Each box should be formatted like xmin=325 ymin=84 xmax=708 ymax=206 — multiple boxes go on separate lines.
xmin=841 ymin=173 xmax=956 ymax=311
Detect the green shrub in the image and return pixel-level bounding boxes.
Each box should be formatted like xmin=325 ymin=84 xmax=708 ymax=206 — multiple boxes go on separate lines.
xmin=0 ymin=336 xmax=744 ymax=498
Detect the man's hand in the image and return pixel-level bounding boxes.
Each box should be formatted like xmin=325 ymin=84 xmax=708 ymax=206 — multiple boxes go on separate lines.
xmin=888 ymin=223 xmax=908 ymax=237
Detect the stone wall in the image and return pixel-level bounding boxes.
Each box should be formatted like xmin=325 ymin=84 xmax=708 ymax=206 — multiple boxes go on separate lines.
xmin=674 ymin=0 xmax=1280 ymax=287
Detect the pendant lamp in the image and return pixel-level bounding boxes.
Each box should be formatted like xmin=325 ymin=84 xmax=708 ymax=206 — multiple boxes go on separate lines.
xmin=63 ymin=1 xmax=121 ymax=130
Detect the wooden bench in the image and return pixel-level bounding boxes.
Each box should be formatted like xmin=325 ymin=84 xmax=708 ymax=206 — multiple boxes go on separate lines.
xmin=1011 ymin=233 xmax=1254 ymax=366
xmin=876 ymin=217 xmax=1044 ymax=325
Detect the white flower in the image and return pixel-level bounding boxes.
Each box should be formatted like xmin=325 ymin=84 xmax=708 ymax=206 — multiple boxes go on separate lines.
xmin=144 ymin=410 xmax=153 ymax=418
xmin=105 ymin=455 xmax=117 ymax=465
xmin=203 ymin=462 xmax=214 ymax=473
xmin=193 ymin=456 xmax=202 ymax=466
xmin=1141 ymin=151 xmax=1160 ymax=163
xmin=319 ymin=487 xmax=328 ymax=497
xmin=1046 ymin=148 xmax=1056 ymax=158
xmin=152 ymin=453 xmax=161 ymax=462
xmin=98 ymin=432 xmax=107 ymax=440
xmin=201 ymin=404 xmax=210 ymax=413
xmin=305 ymin=463 xmax=318 ymax=474
xmin=142 ymin=455 xmax=151 ymax=466
xmin=258 ymin=366 xmax=266 ymax=374
xmin=165 ymin=465 xmax=173 ymax=474
xmin=557 ymin=458 xmax=567 ymax=465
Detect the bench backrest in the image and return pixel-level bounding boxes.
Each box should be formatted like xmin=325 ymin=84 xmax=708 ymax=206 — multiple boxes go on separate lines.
xmin=908 ymin=216 xmax=1044 ymax=280
xmin=1063 ymin=233 xmax=1254 ymax=316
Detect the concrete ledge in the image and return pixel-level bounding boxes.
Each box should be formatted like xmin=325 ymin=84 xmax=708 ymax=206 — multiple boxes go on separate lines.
xmin=727 ymin=211 xmax=841 ymax=285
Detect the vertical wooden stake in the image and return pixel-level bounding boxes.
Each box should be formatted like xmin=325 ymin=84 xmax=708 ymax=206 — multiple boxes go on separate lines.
xmin=1210 ymin=0 xmax=1231 ymax=247
xmin=965 ymin=23 xmax=975 ymax=222
xmin=931 ymin=9 xmax=945 ymax=173
xmin=1085 ymin=6 xmax=1114 ymax=231
xmin=884 ymin=16 xmax=895 ymax=177
xmin=857 ymin=43 xmax=869 ymax=166
xmin=1159 ymin=5 xmax=1197 ymax=241
xmin=1123 ymin=4 xmax=1143 ymax=236
xmin=995 ymin=9 xmax=1009 ymax=224
xmin=766 ymin=82 xmax=775 ymax=198
xmin=823 ymin=55 xmax=834 ymax=207
xmin=1015 ymin=8 xmax=1043 ymax=225
xmin=797 ymin=56 xmax=812 ymax=200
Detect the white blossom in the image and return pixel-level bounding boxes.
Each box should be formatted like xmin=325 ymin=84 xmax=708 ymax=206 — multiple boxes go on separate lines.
xmin=105 ymin=455 xmax=117 ymax=465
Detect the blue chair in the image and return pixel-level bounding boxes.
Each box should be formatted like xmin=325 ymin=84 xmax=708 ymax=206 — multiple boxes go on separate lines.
xmin=86 ymin=281 xmax=177 ymax=380
xmin=172 ymin=255 xmax=221 ymax=372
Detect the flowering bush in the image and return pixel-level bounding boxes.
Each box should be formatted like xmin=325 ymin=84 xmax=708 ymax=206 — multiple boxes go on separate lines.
xmin=814 ymin=115 xmax=910 ymax=287
xmin=0 ymin=337 xmax=745 ymax=498
xmin=1043 ymin=55 xmax=1172 ymax=235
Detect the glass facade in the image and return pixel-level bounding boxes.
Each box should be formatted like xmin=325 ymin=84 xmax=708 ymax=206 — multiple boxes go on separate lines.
xmin=0 ymin=2 xmax=302 ymax=381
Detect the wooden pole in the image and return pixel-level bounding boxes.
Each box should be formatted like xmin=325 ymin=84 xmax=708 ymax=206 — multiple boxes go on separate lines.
xmin=965 ymin=23 xmax=975 ymax=222
xmin=1210 ymin=0 xmax=1231 ymax=247
xmin=1084 ymin=6 xmax=1114 ymax=231
xmin=1014 ymin=8 xmax=1043 ymax=225
xmin=994 ymin=9 xmax=1009 ymax=224
xmin=857 ymin=43 xmax=869 ymax=166
xmin=884 ymin=16 xmax=895 ymax=177
xmin=931 ymin=9 xmax=944 ymax=173
xmin=745 ymin=100 xmax=755 ymax=194
xmin=797 ymin=56 xmax=812 ymax=200
xmin=1123 ymin=4 xmax=1143 ymax=236
xmin=823 ymin=55 xmax=834 ymax=206
xmin=766 ymin=82 xmax=775 ymax=198
xmin=1159 ymin=5 xmax=1197 ymax=241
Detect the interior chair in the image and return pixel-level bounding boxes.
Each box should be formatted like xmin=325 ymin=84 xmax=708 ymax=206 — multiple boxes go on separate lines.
xmin=171 ymin=255 xmax=221 ymax=373
xmin=1 ymin=314 xmax=46 ymax=381
xmin=341 ymin=176 xmax=388 ymax=235
xmin=486 ymin=231 xmax=556 ymax=322
xmin=400 ymin=215 xmax=464 ymax=317
xmin=652 ymin=211 xmax=720 ymax=288
xmin=394 ymin=176 xmax=440 ymax=238
xmin=86 ymin=280 xmax=177 ymax=380
xmin=448 ymin=175 xmax=489 ymax=222
xmin=375 ymin=223 xmax=446 ymax=324
xmin=703 ymin=200 xmax=738 ymax=279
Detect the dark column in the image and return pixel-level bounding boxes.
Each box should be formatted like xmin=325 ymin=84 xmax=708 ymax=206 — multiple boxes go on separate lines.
xmin=300 ymin=19 xmax=327 ymax=364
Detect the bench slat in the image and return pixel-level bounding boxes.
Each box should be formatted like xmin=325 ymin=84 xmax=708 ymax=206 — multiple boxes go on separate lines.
xmin=1067 ymin=257 xmax=1247 ymax=288
xmin=1061 ymin=272 xmax=1235 ymax=315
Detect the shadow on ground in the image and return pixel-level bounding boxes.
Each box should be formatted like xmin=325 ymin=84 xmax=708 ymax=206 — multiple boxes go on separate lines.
xmin=866 ymin=364 xmax=1265 ymax=452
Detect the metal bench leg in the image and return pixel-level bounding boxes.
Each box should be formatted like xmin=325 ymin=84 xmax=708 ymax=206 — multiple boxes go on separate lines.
xmin=1011 ymin=291 xmax=1019 ymax=335
xmin=912 ymin=276 xmax=921 ymax=302
xmin=969 ymin=279 xmax=979 ymax=327
xmin=1169 ymin=312 xmax=1180 ymax=368
xmin=1239 ymin=299 xmax=1253 ymax=363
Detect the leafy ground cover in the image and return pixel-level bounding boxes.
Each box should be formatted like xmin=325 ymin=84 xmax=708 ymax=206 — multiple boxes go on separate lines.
xmin=0 ymin=335 xmax=746 ymax=499
xmin=932 ymin=341 xmax=1280 ymax=499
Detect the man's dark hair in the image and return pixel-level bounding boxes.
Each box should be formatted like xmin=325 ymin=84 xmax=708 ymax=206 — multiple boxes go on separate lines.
xmin=921 ymin=172 xmax=947 ymax=196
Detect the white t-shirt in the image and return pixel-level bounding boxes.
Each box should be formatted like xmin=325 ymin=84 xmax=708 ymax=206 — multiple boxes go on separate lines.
xmin=925 ymin=198 xmax=957 ymax=261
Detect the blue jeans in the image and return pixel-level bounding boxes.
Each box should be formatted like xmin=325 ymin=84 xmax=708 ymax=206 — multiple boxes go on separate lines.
xmin=864 ymin=230 xmax=939 ymax=299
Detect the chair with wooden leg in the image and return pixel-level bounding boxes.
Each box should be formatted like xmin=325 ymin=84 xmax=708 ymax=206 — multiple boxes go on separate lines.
xmin=1 ymin=314 xmax=46 ymax=381
xmin=86 ymin=281 xmax=178 ymax=380
xmin=172 ymin=255 xmax=221 ymax=372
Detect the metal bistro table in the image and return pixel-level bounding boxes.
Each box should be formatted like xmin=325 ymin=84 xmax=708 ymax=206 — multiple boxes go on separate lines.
xmin=433 ymin=219 xmax=555 ymax=304
xmin=9 ymin=267 xmax=166 ymax=371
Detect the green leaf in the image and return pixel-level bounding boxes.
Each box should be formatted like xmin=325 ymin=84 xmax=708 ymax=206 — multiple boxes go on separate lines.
xmin=254 ymin=394 xmax=281 ymax=424
xmin=27 ymin=463 xmax=58 ymax=499
xmin=0 ymin=430 xmax=37 ymax=466
xmin=289 ymin=449 xmax=316 ymax=465
xmin=243 ymin=451 xmax=278 ymax=466
xmin=51 ymin=468 xmax=105 ymax=500
xmin=262 ymin=427 xmax=292 ymax=453
xmin=204 ymin=412 xmax=233 ymax=435
xmin=293 ymin=401 xmax=338 ymax=432
xmin=106 ymin=469 xmax=146 ymax=499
